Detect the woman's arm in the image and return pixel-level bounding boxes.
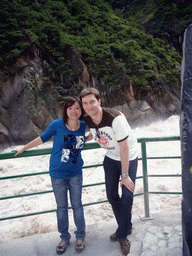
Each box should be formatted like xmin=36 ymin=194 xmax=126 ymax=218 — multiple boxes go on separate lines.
xmin=13 ymin=137 xmax=43 ymax=157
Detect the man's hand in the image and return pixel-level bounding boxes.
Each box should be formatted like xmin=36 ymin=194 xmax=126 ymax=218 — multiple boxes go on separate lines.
xmin=120 ymin=176 xmax=135 ymax=193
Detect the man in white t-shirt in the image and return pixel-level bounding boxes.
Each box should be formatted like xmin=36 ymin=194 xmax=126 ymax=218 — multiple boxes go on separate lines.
xmin=80 ymin=88 xmax=138 ymax=255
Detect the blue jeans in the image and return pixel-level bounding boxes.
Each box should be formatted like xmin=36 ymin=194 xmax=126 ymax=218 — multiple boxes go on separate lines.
xmin=51 ymin=174 xmax=86 ymax=242
xmin=103 ymin=156 xmax=138 ymax=239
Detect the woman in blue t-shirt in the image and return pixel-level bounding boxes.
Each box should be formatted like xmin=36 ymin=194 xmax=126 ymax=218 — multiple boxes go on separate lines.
xmin=13 ymin=96 xmax=92 ymax=254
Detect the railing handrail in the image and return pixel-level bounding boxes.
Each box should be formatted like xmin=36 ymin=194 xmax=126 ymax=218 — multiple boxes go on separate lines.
xmin=0 ymin=142 xmax=101 ymax=160
xmin=0 ymin=136 xmax=180 ymax=160
xmin=138 ymin=136 xmax=180 ymax=142
xmin=0 ymin=136 xmax=181 ymax=221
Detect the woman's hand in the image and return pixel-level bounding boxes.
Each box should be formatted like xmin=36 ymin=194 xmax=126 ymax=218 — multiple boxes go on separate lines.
xmin=85 ymin=132 xmax=93 ymax=142
xmin=12 ymin=137 xmax=43 ymax=157
xmin=12 ymin=147 xmax=25 ymax=157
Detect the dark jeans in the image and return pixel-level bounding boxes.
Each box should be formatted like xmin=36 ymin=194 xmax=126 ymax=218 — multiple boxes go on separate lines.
xmin=51 ymin=174 xmax=86 ymax=242
xmin=103 ymin=156 xmax=138 ymax=239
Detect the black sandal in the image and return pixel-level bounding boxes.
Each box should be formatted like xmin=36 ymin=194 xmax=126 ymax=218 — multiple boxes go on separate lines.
xmin=56 ymin=241 xmax=70 ymax=254
xmin=75 ymin=240 xmax=85 ymax=253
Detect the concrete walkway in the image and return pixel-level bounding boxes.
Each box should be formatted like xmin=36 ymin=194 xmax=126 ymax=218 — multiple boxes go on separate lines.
xmin=0 ymin=210 xmax=182 ymax=256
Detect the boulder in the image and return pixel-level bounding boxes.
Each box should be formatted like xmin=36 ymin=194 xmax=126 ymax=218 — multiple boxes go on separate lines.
xmin=113 ymin=100 xmax=156 ymax=127
xmin=0 ymin=123 xmax=11 ymax=147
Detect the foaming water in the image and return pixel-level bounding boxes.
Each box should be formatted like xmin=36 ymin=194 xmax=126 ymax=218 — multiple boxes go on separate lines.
xmin=134 ymin=115 xmax=180 ymax=138
xmin=0 ymin=115 xmax=181 ymax=240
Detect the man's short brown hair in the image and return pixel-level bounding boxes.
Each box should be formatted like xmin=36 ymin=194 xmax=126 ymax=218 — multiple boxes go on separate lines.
xmin=79 ymin=88 xmax=100 ymax=101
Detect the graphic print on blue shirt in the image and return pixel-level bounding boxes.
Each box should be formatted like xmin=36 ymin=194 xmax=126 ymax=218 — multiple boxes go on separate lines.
xmin=61 ymin=134 xmax=84 ymax=164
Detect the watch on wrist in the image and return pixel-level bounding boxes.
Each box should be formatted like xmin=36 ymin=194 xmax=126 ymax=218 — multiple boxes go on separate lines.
xmin=121 ymin=173 xmax=129 ymax=178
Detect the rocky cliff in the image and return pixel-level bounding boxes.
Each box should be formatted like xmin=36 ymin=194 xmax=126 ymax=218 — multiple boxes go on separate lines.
xmin=0 ymin=42 xmax=181 ymax=150
xmin=2 ymin=0 xmax=189 ymax=150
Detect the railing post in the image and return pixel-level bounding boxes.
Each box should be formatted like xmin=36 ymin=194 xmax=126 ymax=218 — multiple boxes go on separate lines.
xmin=140 ymin=140 xmax=153 ymax=220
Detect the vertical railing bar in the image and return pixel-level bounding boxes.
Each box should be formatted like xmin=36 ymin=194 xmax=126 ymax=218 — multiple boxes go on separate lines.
xmin=140 ymin=141 xmax=153 ymax=220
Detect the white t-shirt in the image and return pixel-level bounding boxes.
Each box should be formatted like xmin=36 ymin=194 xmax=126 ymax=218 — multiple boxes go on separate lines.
xmin=84 ymin=108 xmax=138 ymax=161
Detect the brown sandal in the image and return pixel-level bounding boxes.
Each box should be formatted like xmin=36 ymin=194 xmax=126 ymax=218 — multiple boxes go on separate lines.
xmin=75 ymin=240 xmax=85 ymax=253
xmin=110 ymin=229 xmax=133 ymax=241
xmin=119 ymin=238 xmax=131 ymax=255
xmin=110 ymin=233 xmax=119 ymax=241
xmin=56 ymin=241 xmax=70 ymax=254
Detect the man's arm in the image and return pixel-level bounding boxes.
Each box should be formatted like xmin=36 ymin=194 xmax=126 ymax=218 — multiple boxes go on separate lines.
xmin=119 ymin=139 xmax=135 ymax=193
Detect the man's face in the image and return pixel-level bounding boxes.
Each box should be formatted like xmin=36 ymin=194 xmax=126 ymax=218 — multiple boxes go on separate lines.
xmin=81 ymin=94 xmax=101 ymax=118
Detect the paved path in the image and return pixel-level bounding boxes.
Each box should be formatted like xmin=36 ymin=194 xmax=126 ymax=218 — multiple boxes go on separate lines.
xmin=0 ymin=210 xmax=182 ymax=256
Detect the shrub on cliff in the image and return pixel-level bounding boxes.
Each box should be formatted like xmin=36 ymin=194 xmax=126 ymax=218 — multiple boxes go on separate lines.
xmin=0 ymin=0 xmax=184 ymax=98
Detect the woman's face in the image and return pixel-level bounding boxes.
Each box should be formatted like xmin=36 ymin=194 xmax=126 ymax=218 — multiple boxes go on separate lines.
xmin=67 ymin=101 xmax=82 ymax=120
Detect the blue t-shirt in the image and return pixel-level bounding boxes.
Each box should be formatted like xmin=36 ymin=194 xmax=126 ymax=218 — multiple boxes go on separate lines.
xmin=40 ymin=119 xmax=86 ymax=178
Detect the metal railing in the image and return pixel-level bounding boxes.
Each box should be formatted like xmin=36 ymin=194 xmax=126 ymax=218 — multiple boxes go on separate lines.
xmin=139 ymin=136 xmax=181 ymax=219
xmin=0 ymin=136 xmax=181 ymax=221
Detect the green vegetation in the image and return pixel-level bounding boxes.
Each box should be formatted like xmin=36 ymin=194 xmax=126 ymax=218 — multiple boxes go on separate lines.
xmin=1 ymin=0 xmax=188 ymax=98
xmin=122 ymin=0 xmax=192 ymax=28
